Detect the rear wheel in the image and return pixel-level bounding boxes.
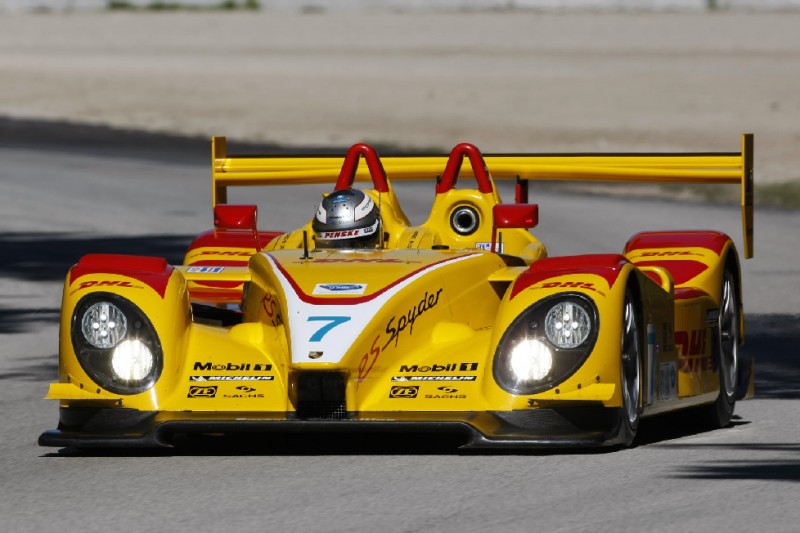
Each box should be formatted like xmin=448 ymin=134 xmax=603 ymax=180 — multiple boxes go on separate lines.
xmin=619 ymin=288 xmax=642 ymax=446
xmin=701 ymin=267 xmax=739 ymax=428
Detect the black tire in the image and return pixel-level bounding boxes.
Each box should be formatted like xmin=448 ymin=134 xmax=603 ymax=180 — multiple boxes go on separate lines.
xmin=698 ymin=264 xmax=739 ymax=428
xmin=619 ymin=287 xmax=643 ymax=446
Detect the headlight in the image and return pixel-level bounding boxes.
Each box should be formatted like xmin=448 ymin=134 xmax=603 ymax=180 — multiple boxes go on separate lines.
xmin=80 ymin=301 xmax=128 ymax=348
xmin=111 ymin=339 xmax=155 ymax=381
xmin=493 ymin=294 xmax=598 ymax=395
xmin=544 ymin=301 xmax=591 ymax=348
xmin=508 ymin=338 xmax=553 ymax=382
xmin=71 ymin=293 xmax=163 ymax=395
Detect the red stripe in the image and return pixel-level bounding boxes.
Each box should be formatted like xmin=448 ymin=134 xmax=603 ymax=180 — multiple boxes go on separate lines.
xmin=674 ymin=287 xmax=710 ymax=300
xmin=187 ymin=229 xmax=283 ymax=251
xmin=510 ymin=254 xmax=628 ymax=299
xmin=188 ymin=289 xmax=243 ymax=303
xmin=69 ymin=254 xmax=174 ymax=298
xmin=625 ymin=231 xmax=730 ymax=256
xmin=267 ymin=253 xmax=477 ymax=305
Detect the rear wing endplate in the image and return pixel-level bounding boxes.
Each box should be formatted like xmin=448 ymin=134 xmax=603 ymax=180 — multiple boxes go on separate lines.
xmin=212 ymin=134 xmax=754 ymax=258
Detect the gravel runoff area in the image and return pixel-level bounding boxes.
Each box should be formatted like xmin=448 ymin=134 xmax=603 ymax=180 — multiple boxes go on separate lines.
xmin=0 ymin=11 xmax=798 ymax=186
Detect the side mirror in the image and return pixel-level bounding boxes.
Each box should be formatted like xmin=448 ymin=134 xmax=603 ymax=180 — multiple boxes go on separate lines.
xmin=213 ymin=204 xmax=262 ymax=251
xmin=493 ymin=204 xmax=538 ymax=229
xmin=491 ymin=203 xmax=538 ymax=254
xmin=214 ymin=204 xmax=258 ymax=230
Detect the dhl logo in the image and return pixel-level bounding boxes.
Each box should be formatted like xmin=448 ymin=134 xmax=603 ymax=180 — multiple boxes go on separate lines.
xmin=198 ymin=251 xmax=251 ymax=257
xmin=675 ymin=329 xmax=713 ymax=372
xmin=675 ymin=329 xmax=707 ymax=356
xmin=534 ymin=281 xmax=606 ymax=297
xmin=75 ymin=280 xmax=143 ymax=291
xmin=638 ymin=251 xmax=698 ymax=257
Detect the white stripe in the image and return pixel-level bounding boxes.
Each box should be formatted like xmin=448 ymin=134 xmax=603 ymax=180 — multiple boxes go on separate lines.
xmin=263 ymin=253 xmax=479 ymax=364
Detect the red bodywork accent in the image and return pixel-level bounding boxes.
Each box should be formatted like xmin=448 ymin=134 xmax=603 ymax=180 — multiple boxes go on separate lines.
xmin=510 ymin=254 xmax=629 ymax=299
xmin=494 ymin=204 xmax=539 ymax=229
xmin=625 ymin=231 xmax=730 ymax=256
xmin=634 ymin=260 xmax=709 ymax=285
xmin=188 ymin=289 xmax=244 ymax=304
xmin=335 ymin=143 xmax=390 ymax=193
xmin=515 ymin=178 xmax=529 ymax=204
xmin=187 ymin=259 xmax=249 ymax=291
xmin=674 ymin=287 xmax=710 ymax=300
xmin=187 ymin=229 xmax=283 ymax=252
xmin=267 ymin=253 xmax=476 ymax=306
xmin=437 ymin=143 xmax=494 ymax=195
xmin=69 ymin=254 xmax=174 ymax=298
xmin=214 ymin=204 xmax=257 ymax=230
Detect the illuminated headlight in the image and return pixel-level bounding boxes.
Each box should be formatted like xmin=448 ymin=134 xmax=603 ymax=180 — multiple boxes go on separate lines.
xmin=508 ymin=338 xmax=553 ymax=383
xmin=111 ymin=339 xmax=155 ymax=381
xmin=493 ymin=294 xmax=598 ymax=395
xmin=71 ymin=293 xmax=163 ymax=395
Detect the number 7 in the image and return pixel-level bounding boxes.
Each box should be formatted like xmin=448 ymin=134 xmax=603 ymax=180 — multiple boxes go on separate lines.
xmin=307 ymin=316 xmax=351 ymax=342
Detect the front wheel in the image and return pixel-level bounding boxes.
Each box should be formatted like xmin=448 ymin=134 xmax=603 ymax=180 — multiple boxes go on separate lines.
xmin=619 ymin=288 xmax=642 ymax=446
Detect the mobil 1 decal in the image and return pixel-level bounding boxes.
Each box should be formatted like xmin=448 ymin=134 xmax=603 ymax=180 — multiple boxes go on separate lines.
xmin=391 ymin=361 xmax=478 ymax=382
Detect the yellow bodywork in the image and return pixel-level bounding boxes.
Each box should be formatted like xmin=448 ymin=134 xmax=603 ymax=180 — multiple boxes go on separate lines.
xmin=42 ymin=134 xmax=755 ymax=448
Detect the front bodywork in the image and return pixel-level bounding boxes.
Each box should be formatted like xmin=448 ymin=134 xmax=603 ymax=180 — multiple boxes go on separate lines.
xmin=40 ymin=136 xmax=755 ymax=449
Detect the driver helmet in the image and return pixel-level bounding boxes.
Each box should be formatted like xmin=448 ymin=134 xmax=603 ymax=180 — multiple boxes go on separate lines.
xmin=312 ymin=189 xmax=381 ymax=249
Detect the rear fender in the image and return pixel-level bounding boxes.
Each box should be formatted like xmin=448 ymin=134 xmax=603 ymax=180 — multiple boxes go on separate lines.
xmin=626 ymin=231 xmax=744 ymax=399
xmin=625 ymin=231 xmax=739 ymax=302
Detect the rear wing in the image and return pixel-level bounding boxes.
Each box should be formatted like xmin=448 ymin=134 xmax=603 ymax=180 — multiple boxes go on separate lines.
xmin=211 ymin=134 xmax=754 ymax=258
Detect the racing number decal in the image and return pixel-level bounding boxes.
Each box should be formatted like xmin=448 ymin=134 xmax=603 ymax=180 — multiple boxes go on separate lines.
xmin=307 ymin=316 xmax=351 ymax=342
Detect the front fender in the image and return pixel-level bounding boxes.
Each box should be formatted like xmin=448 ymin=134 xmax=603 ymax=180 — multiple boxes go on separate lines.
xmin=55 ymin=254 xmax=191 ymax=410
xmin=482 ymin=254 xmax=639 ymax=410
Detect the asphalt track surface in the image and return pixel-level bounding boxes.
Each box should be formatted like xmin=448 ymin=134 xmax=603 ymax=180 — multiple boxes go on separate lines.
xmin=1 ymin=137 xmax=799 ymax=532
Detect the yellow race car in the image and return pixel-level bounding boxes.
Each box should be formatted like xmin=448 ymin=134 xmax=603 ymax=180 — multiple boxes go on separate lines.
xmin=39 ymin=135 xmax=755 ymax=449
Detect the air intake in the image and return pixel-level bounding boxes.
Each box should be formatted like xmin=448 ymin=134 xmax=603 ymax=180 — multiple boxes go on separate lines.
xmin=296 ymin=372 xmax=347 ymax=420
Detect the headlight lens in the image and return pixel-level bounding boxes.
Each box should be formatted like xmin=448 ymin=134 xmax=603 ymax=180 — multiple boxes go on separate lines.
xmin=544 ymin=301 xmax=591 ymax=348
xmin=111 ymin=339 xmax=155 ymax=381
xmin=493 ymin=294 xmax=598 ymax=395
xmin=81 ymin=301 xmax=128 ymax=348
xmin=71 ymin=293 xmax=163 ymax=395
xmin=508 ymin=338 xmax=553 ymax=383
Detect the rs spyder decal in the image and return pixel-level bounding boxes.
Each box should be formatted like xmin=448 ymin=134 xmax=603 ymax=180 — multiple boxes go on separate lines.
xmin=384 ymin=289 xmax=443 ymax=349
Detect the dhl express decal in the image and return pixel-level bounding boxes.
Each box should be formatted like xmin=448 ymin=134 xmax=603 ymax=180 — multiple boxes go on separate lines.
xmin=69 ymin=254 xmax=173 ymax=298
xmin=71 ymin=280 xmax=145 ymax=297
xmin=675 ymin=329 xmax=713 ymax=372
xmin=264 ymin=253 xmax=478 ymax=364
xmin=510 ymin=254 xmax=628 ymax=300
